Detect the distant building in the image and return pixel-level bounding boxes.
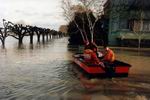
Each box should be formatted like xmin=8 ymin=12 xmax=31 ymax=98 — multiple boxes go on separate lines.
xmin=104 ymin=0 xmax=150 ymax=47
xmin=59 ymin=25 xmax=68 ymax=35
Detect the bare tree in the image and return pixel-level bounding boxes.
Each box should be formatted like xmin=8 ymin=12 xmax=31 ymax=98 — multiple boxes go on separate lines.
xmin=26 ymin=25 xmax=35 ymax=45
xmin=130 ymin=0 xmax=145 ymax=49
xmin=132 ymin=10 xmax=144 ymax=49
xmin=0 ymin=19 xmax=12 ymax=48
xmin=61 ymin=0 xmax=105 ymax=43
xmin=79 ymin=0 xmax=105 ymax=42
xmin=61 ymin=1 xmax=86 ymax=43
xmin=9 ymin=24 xmax=28 ymax=47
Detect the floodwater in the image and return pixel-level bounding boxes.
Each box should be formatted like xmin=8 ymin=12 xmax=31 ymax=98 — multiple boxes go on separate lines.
xmin=0 ymin=37 xmax=150 ymax=100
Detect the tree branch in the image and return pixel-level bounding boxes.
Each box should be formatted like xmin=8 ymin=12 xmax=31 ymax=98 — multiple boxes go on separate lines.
xmin=9 ymin=34 xmax=19 ymax=39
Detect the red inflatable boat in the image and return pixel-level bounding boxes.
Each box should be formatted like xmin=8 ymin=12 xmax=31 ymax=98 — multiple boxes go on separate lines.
xmin=73 ymin=53 xmax=131 ymax=78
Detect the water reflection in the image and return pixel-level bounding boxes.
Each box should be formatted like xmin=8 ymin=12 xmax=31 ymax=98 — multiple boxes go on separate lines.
xmin=68 ymin=62 xmax=150 ymax=99
xmin=0 ymin=37 xmax=150 ymax=100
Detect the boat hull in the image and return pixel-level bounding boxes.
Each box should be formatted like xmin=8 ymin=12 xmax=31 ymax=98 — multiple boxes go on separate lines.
xmin=73 ymin=54 xmax=131 ymax=78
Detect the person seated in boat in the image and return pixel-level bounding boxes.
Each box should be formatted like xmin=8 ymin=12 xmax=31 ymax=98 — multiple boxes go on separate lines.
xmin=101 ymin=47 xmax=115 ymax=77
xmin=84 ymin=41 xmax=104 ymax=59
xmin=83 ymin=49 xmax=105 ymax=68
xmin=83 ymin=41 xmax=105 ymax=66
xmin=102 ymin=47 xmax=115 ymax=63
xmin=84 ymin=41 xmax=98 ymax=56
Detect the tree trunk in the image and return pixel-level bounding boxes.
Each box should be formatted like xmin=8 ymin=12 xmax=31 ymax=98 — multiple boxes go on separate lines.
xmin=37 ymin=35 xmax=40 ymax=43
xmin=2 ymin=40 xmax=5 ymax=48
xmin=1 ymin=39 xmax=5 ymax=48
xmin=42 ymin=34 xmax=45 ymax=43
xmin=138 ymin=38 xmax=141 ymax=50
xmin=46 ymin=34 xmax=49 ymax=41
xmin=49 ymin=34 xmax=52 ymax=39
xmin=18 ymin=38 xmax=23 ymax=46
xmin=18 ymin=38 xmax=24 ymax=48
xmin=91 ymin=32 xmax=93 ymax=43
xmin=30 ymin=34 xmax=33 ymax=44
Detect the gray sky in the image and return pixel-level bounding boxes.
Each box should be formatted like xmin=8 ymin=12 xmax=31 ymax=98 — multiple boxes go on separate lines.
xmin=0 ymin=0 xmax=67 ymax=30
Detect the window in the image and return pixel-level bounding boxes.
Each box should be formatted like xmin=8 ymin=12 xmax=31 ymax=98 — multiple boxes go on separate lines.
xmin=119 ymin=19 xmax=129 ymax=29
xmin=111 ymin=20 xmax=119 ymax=31
xmin=143 ymin=21 xmax=150 ymax=31
xmin=132 ymin=20 xmax=150 ymax=32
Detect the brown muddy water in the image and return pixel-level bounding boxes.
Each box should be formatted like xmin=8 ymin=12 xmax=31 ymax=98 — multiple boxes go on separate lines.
xmin=0 ymin=37 xmax=150 ymax=100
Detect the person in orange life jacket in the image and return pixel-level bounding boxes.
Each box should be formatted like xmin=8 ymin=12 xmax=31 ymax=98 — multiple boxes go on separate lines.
xmin=83 ymin=49 xmax=100 ymax=64
xmin=101 ymin=47 xmax=115 ymax=78
xmin=84 ymin=41 xmax=98 ymax=55
xmin=84 ymin=41 xmax=104 ymax=58
xmin=102 ymin=47 xmax=115 ymax=63
xmin=83 ymin=41 xmax=104 ymax=66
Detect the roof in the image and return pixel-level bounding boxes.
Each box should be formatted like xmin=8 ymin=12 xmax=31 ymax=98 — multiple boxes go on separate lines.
xmin=128 ymin=0 xmax=150 ymax=10
xmin=104 ymin=0 xmax=150 ymax=10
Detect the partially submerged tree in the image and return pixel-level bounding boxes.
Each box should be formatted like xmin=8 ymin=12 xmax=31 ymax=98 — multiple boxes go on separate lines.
xmin=9 ymin=24 xmax=28 ymax=47
xmin=67 ymin=11 xmax=96 ymax=45
xmin=62 ymin=0 xmax=105 ymax=44
xmin=26 ymin=26 xmax=34 ymax=45
xmin=0 ymin=19 xmax=12 ymax=48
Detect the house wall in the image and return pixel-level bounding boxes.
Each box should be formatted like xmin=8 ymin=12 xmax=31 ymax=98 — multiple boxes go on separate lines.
xmin=106 ymin=0 xmax=150 ymax=47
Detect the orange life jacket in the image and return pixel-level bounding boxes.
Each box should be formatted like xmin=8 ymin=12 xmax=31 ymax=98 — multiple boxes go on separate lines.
xmin=84 ymin=49 xmax=100 ymax=64
xmin=84 ymin=42 xmax=98 ymax=53
xmin=103 ymin=48 xmax=115 ymax=62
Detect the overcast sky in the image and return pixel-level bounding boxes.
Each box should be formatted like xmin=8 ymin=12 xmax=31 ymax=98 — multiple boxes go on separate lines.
xmin=0 ymin=0 xmax=67 ymax=30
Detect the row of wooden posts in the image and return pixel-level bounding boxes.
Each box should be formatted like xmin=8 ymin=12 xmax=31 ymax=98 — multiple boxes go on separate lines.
xmin=0 ymin=19 xmax=65 ymax=48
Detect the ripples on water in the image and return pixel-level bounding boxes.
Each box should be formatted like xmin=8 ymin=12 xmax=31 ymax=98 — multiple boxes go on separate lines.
xmin=0 ymin=37 xmax=150 ymax=100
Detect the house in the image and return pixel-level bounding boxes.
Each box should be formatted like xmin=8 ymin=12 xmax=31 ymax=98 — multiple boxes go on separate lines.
xmin=104 ymin=0 xmax=150 ymax=47
xmin=59 ymin=25 xmax=68 ymax=36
